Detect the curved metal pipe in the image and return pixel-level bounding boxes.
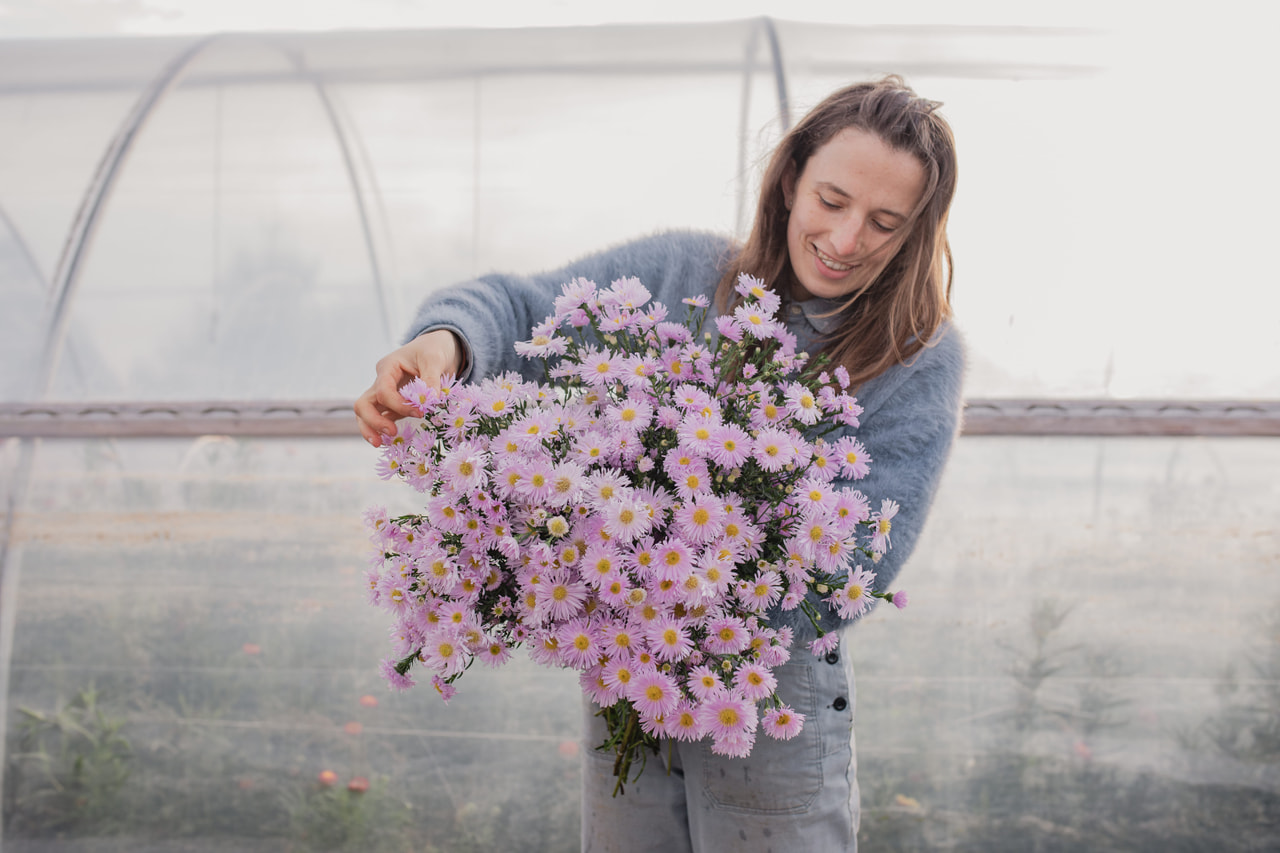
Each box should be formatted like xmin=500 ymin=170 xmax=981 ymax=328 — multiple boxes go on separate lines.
xmin=761 ymin=17 xmax=792 ymax=131
xmin=38 ymin=35 xmax=219 ymax=400
xmin=0 ymin=202 xmax=50 ymax=294
xmin=279 ymin=45 xmax=395 ymax=347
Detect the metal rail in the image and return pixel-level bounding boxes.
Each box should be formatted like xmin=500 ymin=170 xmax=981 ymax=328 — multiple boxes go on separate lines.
xmin=1 ymin=399 xmax=1277 ymax=439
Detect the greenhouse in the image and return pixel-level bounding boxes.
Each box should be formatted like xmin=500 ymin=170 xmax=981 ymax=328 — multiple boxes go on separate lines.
xmin=1 ymin=17 xmax=1278 ymax=851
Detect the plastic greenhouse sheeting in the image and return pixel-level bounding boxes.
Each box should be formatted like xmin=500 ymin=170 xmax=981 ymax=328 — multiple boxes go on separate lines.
xmin=0 ymin=21 xmax=1099 ymax=404
xmin=2 ymin=434 xmax=1278 ymax=850
xmin=1 ymin=20 xmax=1279 ymax=853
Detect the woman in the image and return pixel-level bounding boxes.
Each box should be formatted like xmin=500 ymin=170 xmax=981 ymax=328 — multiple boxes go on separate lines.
xmin=355 ymin=76 xmax=964 ymax=852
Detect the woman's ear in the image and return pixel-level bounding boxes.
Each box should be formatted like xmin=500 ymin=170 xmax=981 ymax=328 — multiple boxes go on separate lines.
xmin=781 ymin=161 xmax=796 ymax=211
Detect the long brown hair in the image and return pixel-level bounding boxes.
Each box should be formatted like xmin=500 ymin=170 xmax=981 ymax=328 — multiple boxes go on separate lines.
xmin=716 ymin=75 xmax=957 ymax=388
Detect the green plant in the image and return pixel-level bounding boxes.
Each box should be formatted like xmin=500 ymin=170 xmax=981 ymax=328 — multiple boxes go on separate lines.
xmin=6 ymin=685 xmax=133 ymax=835
xmin=283 ymin=776 xmax=416 ymax=852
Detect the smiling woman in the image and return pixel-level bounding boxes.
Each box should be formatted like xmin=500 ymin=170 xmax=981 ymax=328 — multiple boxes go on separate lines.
xmin=354 ymin=75 xmax=966 ymax=853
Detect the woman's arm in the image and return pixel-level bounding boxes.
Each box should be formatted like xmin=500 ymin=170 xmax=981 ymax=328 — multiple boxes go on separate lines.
xmin=831 ymin=324 xmax=967 ymax=596
xmin=354 ymin=230 xmax=734 ymax=446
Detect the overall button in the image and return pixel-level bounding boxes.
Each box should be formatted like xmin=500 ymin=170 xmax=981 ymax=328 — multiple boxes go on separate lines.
xmin=832 ymin=696 xmax=848 ymax=712
xmin=824 ymin=651 xmax=840 ymax=665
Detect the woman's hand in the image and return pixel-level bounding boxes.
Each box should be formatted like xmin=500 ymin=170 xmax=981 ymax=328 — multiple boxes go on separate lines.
xmin=354 ymin=329 xmax=463 ymax=447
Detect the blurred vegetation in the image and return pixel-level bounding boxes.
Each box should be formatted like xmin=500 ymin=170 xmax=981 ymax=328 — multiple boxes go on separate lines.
xmin=3 ymin=521 xmax=1276 ymax=850
xmin=859 ymin=598 xmax=1280 ymax=852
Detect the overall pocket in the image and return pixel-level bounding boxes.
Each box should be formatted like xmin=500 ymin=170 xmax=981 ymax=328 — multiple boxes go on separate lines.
xmin=698 ymin=660 xmax=828 ymax=814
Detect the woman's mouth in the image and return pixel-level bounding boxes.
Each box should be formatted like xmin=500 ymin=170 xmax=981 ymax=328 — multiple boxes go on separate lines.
xmin=814 ymin=245 xmax=855 ymax=273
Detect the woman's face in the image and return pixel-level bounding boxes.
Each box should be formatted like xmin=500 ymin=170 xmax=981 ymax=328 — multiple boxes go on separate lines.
xmin=783 ymin=127 xmax=926 ymax=302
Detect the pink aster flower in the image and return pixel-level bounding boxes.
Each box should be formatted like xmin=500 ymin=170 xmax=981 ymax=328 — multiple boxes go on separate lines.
xmin=606 ymin=397 xmax=654 ymax=434
xmin=695 ymin=554 xmax=736 ymax=600
xmin=535 ymin=570 xmax=588 ymax=622
xmin=762 ymin=705 xmax=806 ymax=740
xmin=581 ymin=543 xmax=622 ymax=587
xmin=601 ymin=621 xmax=641 ymax=660
xmin=707 ymin=423 xmax=752 ymax=469
xmin=834 ymin=393 xmax=864 ymax=427
xmin=733 ymin=303 xmax=777 ymax=339
xmin=399 ymin=377 xmax=443 ymax=415
xmin=733 ymin=662 xmax=778 ymax=701
xmin=514 ymin=330 xmax=569 ymax=359
xmin=511 ymin=410 xmax=556 ymax=446
xmin=711 ymin=729 xmax=756 ymax=758
xmin=619 ymin=355 xmax=659 ymax=388
xmin=515 ymin=459 xmax=555 ymax=504
xmin=647 ymin=616 xmax=695 ymax=662
xmin=833 ymin=489 xmax=871 ymax=526
xmin=653 ymin=539 xmax=695 ymax=582
xmin=655 ymin=321 xmax=694 ymax=345
xmin=593 ymin=574 xmax=626 ymax=606
xmin=430 ymin=675 xmax=457 ymax=703
xmin=528 ymin=630 xmax=567 ymax=666
xmin=545 ymin=461 xmax=587 ymax=508
xmin=807 ymin=440 xmax=841 ymax=482
xmin=828 ymin=565 xmax=877 ymax=619
xmin=602 ymin=495 xmax=651 ymax=543
xmin=585 ymin=470 xmax=629 ymax=506
xmin=419 ymin=629 xmax=469 ymax=677
xmin=783 ymin=382 xmax=822 ymax=425
xmin=673 ymin=493 xmax=727 ymax=544
xmin=677 ymin=411 xmax=720 ymax=454
xmin=699 ymin=694 xmax=757 ymax=740
xmin=870 ymin=499 xmax=899 ymax=553
xmin=793 ymin=477 xmax=838 ymax=517
xmin=703 ymin=616 xmax=752 ymax=655
xmin=440 ymin=442 xmax=489 ymax=492
xmin=686 ymin=664 xmax=727 ymax=701
xmin=737 ymin=570 xmax=783 ymax=611
xmin=890 ymin=589 xmax=909 ymax=609
xmin=752 ymin=427 xmax=796 ymax=473
xmin=380 ymin=659 xmax=416 ymax=691
xmin=580 ymin=664 xmax=615 ymax=706
xmin=815 ymin=534 xmax=858 ymax=573
xmin=714 ymin=314 xmax=743 ymax=342
xmin=558 ymin=618 xmax=604 ymax=670
xmin=603 ymin=276 xmax=652 ymax=310
xmin=601 ymin=657 xmax=638 ymax=697
xmin=663 ymin=701 xmax=705 ymax=741
xmin=476 ymin=636 xmax=513 ymax=668
xmin=554 ymin=276 xmax=598 ymax=317
xmin=579 ymin=347 xmax=625 ymax=385
xmin=808 ymin=632 xmax=840 ymax=657
xmin=833 ymin=436 xmax=872 ymax=480
xmin=628 ymin=670 xmax=681 ymax=720
xmin=733 ymin=273 xmax=781 ymax=314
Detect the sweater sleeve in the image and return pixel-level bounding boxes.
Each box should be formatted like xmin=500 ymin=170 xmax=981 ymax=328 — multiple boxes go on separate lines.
xmin=834 ymin=323 xmax=967 ymax=598
xmin=403 ymin=230 xmax=734 ymax=385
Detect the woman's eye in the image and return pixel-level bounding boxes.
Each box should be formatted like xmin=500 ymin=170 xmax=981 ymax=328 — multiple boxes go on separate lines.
xmin=819 ymin=196 xmax=840 ymax=210
xmin=872 ymin=220 xmax=895 ymax=233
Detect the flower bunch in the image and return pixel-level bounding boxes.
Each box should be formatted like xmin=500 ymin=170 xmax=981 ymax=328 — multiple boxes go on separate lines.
xmin=364 ymin=273 xmax=905 ymax=792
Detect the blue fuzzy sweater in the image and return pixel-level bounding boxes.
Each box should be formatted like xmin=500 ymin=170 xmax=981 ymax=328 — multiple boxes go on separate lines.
xmin=405 ymin=230 xmax=966 ymax=627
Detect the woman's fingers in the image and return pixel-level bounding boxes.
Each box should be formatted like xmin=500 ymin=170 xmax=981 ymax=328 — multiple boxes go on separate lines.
xmin=354 ymin=330 xmax=463 ymax=447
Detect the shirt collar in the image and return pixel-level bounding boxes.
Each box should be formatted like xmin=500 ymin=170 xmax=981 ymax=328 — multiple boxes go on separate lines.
xmin=797 ymin=296 xmax=849 ymax=335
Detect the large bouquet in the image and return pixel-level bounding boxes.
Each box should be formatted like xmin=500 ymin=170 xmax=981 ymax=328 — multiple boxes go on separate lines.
xmin=364 ymin=273 xmax=905 ymax=792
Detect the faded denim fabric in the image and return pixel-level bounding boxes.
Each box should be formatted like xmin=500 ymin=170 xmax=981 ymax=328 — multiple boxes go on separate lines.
xmin=581 ymin=634 xmax=859 ymax=853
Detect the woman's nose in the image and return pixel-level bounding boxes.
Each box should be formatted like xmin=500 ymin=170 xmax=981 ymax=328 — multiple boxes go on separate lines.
xmin=830 ymin=217 xmax=862 ymax=258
